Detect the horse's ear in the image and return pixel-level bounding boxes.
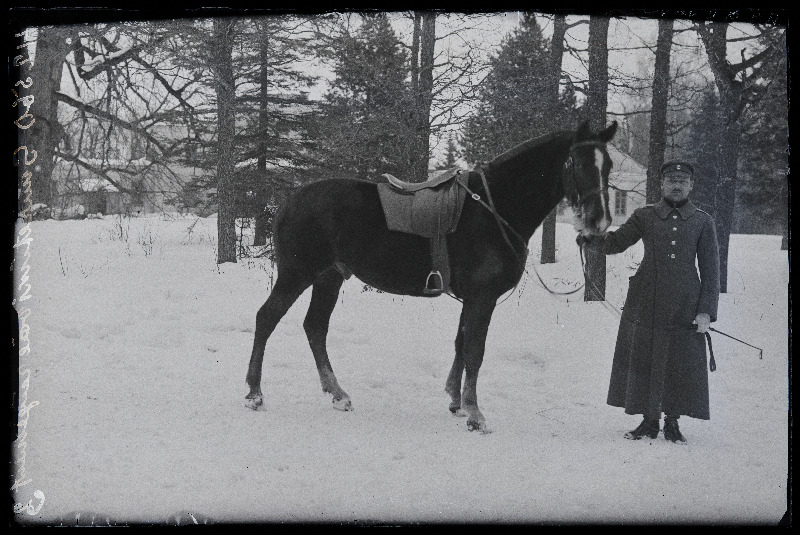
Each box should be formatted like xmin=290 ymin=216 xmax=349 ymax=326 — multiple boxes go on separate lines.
xmin=599 ymin=121 xmax=618 ymax=143
xmin=575 ymin=120 xmax=592 ymax=140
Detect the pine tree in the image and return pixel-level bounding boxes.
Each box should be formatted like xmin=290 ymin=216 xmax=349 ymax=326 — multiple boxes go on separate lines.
xmin=735 ymin=31 xmax=788 ymax=240
xmin=319 ymin=14 xmax=413 ymax=181
xmin=683 ymin=88 xmax=723 ymax=217
xmin=461 ymin=13 xmax=578 ymax=164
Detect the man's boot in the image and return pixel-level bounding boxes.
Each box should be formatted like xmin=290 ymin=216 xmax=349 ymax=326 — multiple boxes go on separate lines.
xmin=663 ymin=415 xmax=687 ymax=444
xmin=623 ymin=417 xmax=660 ymax=440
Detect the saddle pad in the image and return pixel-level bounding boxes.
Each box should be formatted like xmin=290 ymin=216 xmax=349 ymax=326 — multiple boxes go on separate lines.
xmin=377 ymin=179 xmax=467 ymax=238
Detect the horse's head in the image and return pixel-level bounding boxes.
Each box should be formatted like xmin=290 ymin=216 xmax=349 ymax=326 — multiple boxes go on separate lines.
xmin=565 ymin=120 xmax=618 ymax=236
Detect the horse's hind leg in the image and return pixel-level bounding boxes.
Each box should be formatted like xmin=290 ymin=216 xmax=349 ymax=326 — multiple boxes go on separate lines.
xmin=303 ymin=268 xmax=352 ymax=411
xmin=245 ymin=273 xmax=312 ymax=409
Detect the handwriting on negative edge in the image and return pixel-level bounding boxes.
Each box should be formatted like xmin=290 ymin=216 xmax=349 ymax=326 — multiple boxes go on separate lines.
xmin=12 ymin=29 xmax=44 ymax=518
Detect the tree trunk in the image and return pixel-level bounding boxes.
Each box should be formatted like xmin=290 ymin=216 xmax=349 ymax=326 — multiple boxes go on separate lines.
xmin=583 ymin=16 xmax=610 ymax=302
xmin=411 ymin=13 xmax=421 ymax=92
xmin=780 ymin=179 xmax=788 ymax=250
xmin=540 ymin=14 xmax=567 ymax=265
xmin=212 ymin=19 xmax=238 ymax=264
xmin=697 ymin=21 xmax=751 ymax=293
xmin=254 ymin=25 xmax=270 ymax=247
xmin=646 ymin=18 xmax=674 ymax=204
xmin=23 ymin=27 xmax=71 ymax=208
xmin=714 ymin=109 xmax=740 ymax=293
xmin=410 ymin=11 xmax=435 ymax=183
xmin=540 ymin=210 xmax=557 ymax=264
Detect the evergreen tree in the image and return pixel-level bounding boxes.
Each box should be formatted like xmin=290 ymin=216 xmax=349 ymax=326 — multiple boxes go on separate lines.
xmin=444 ymin=132 xmax=458 ymax=169
xmin=735 ymin=31 xmax=788 ymax=238
xmin=318 ymin=14 xmax=413 ymax=181
xmin=461 ymin=13 xmax=578 ymax=164
xmin=683 ymin=87 xmax=723 ymax=216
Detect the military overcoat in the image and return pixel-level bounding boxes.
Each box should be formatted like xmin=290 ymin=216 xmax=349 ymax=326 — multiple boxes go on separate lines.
xmin=599 ymin=199 xmax=720 ymax=420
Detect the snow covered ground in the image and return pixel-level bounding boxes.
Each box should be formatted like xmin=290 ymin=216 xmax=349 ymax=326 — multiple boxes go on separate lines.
xmin=12 ymin=214 xmax=788 ymax=525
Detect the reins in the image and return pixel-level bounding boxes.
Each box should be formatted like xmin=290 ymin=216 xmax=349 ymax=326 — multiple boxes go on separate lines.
xmin=456 ymin=158 xmax=763 ymax=370
xmin=527 ymin=140 xmax=611 ymax=296
xmin=450 ymin=152 xmax=763 ymax=372
xmin=453 ymin=170 xmax=528 ymax=305
xmin=452 ymin=140 xmax=612 ymax=301
xmin=455 ymin=170 xmax=528 ymax=255
xmin=562 ymin=141 xmax=608 ymax=204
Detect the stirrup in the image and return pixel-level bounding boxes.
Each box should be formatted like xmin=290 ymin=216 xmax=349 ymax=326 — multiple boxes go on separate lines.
xmin=424 ymin=271 xmax=444 ymax=295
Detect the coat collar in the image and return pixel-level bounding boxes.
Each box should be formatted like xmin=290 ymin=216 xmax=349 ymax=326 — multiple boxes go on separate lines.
xmin=654 ymin=198 xmax=698 ymax=220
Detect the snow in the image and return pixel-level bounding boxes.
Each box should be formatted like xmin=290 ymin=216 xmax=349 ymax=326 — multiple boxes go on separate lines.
xmin=12 ymin=215 xmax=788 ymax=525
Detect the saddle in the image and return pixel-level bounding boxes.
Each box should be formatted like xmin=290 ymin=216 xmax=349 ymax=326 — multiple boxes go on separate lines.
xmin=377 ymin=168 xmax=467 ymax=296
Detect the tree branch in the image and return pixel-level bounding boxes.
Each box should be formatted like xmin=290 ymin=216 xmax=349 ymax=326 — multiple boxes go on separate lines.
xmin=55 ymin=91 xmax=167 ymax=154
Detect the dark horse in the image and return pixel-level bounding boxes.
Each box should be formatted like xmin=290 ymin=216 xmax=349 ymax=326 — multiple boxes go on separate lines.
xmin=245 ymin=120 xmax=618 ymax=433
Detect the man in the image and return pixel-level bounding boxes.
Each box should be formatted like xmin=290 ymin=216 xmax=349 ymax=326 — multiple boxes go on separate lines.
xmin=580 ymin=160 xmax=720 ymax=443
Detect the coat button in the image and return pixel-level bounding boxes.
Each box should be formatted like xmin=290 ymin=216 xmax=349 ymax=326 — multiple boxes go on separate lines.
xmin=671 ymin=240 xmax=676 ymax=245
xmin=670 ymin=253 xmax=675 ymax=258
xmin=672 ymin=227 xmax=677 ymax=231
xmin=673 ymin=215 xmax=678 ymax=219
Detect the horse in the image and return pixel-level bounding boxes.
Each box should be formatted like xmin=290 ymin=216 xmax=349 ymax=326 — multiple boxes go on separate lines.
xmin=244 ymin=120 xmax=618 ymax=433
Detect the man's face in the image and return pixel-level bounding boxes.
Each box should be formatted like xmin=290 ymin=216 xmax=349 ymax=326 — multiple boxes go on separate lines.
xmin=661 ymin=172 xmax=694 ymax=203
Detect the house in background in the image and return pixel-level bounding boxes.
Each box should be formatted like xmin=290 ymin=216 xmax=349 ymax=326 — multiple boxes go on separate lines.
xmin=556 ymin=144 xmax=647 ymax=227
xmin=50 ymin=157 xmax=204 ymax=217
xmin=48 ymin=122 xmax=209 ymax=218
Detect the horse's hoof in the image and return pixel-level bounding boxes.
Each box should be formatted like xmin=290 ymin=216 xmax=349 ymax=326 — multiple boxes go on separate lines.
xmin=450 ymin=406 xmax=467 ymax=417
xmin=332 ymin=397 xmax=353 ymax=411
xmin=467 ymin=419 xmax=492 ymax=434
xmin=244 ymin=395 xmax=263 ymax=410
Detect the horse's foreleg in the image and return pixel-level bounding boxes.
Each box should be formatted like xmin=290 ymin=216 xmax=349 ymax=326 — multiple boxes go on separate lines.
xmin=245 ymin=275 xmax=310 ymax=410
xmin=445 ymin=306 xmax=467 ymax=416
xmin=459 ymin=297 xmax=496 ymax=433
xmin=303 ymin=268 xmax=352 ymax=411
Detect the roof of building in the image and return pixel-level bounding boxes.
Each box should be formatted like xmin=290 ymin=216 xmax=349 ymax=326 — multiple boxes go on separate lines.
xmin=608 ymin=144 xmax=645 ymax=192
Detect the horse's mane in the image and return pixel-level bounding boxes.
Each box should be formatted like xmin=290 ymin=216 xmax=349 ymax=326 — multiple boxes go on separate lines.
xmin=487 ymin=130 xmax=571 ymax=169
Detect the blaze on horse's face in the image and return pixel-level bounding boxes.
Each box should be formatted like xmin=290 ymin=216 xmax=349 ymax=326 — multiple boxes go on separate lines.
xmin=568 ymin=121 xmax=618 ymax=237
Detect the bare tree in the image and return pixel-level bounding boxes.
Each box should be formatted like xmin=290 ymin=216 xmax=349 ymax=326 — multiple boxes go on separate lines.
xmin=696 ymin=21 xmax=784 ymax=292
xmin=209 ymin=18 xmax=238 ymax=264
xmin=540 ymin=14 xmax=568 ymax=264
xmin=402 ymin=13 xmax=505 ymax=171
xmin=645 ymin=18 xmax=675 ymax=204
xmin=20 ymin=21 xmax=210 ymax=219
xmin=409 ymin=11 xmax=436 ymax=182
xmin=253 ymin=23 xmax=273 ymax=246
xmin=21 ymin=26 xmax=73 ymax=207
xmin=582 ymin=15 xmax=611 ymax=302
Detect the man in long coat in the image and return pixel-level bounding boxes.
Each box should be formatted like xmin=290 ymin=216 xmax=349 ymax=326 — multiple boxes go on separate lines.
xmin=582 ymin=160 xmax=720 ymax=443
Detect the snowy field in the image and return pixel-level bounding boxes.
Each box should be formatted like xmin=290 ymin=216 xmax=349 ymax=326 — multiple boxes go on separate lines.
xmin=12 ymin=214 xmax=788 ymax=525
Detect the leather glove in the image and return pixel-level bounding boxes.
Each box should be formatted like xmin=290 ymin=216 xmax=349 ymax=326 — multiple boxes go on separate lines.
xmin=576 ymin=233 xmax=594 ymax=247
xmin=693 ymin=313 xmax=711 ymax=333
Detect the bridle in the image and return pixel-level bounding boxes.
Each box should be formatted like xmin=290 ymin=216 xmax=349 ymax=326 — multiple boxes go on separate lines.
xmin=450 ymin=140 xmax=612 ymax=302
xmin=563 ymin=141 xmax=609 ymax=205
